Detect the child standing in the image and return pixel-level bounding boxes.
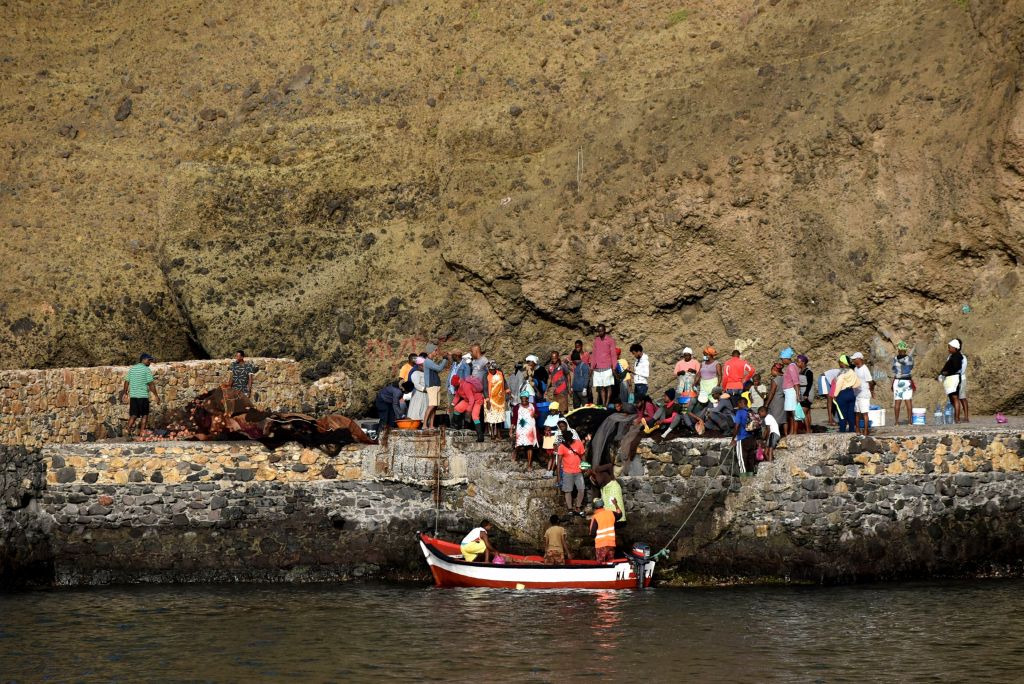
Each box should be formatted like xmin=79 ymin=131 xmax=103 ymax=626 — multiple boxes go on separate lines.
xmin=758 ymin=406 xmax=781 ymax=462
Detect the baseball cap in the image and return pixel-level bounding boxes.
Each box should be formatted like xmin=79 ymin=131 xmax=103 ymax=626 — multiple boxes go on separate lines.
xmin=682 ymin=347 xmax=693 ymax=355
xmin=140 ymin=353 xmax=155 ymax=361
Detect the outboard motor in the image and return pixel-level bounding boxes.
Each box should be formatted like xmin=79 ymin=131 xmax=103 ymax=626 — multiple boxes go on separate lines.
xmin=628 ymin=542 xmax=652 ymax=590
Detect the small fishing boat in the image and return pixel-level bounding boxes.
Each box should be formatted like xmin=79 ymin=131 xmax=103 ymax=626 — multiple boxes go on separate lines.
xmin=417 ymin=532 xmax=655 ymax=590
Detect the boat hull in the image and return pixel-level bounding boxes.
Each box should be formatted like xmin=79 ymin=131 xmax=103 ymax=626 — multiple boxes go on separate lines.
xmin=418 ymin=534 xmax=654 ymax=590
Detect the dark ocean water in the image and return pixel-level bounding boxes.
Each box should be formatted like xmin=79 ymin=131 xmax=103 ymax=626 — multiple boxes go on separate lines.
xmin=2 ymin=579 xmax=1023 ymax=682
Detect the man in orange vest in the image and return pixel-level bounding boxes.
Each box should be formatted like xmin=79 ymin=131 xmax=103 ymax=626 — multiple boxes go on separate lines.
xmin=589 ymin=498 xmax=618 ymax=563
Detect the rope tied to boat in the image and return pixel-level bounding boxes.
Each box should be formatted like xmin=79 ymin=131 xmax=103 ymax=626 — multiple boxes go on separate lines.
xmin=651 ymin=441 xmax=739 ymax=561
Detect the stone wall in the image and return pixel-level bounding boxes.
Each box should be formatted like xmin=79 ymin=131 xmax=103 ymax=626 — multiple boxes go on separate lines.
xmin=6 ymin=428 xmax=1024 ymax=587
xmin=457 ymin=429 xmax=1024 ymax=582
xmin=0 ymin=445 xmax=51 ymax=586
xmin=1 ymin=430 xmax=490 ymax=586
xmin=0 ymin=359 xmax=350 ymax=448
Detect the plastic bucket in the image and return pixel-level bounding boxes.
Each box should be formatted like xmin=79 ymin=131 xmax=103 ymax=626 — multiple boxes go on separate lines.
xmin=535 ymin=401 xmax=551 ymax=426
xmin=911 ymin=408 xmax=926 ymax=425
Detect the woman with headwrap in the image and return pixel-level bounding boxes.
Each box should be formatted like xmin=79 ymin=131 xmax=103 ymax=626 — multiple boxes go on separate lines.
xmin=512 ymin=391 xmax=539 ymax=469
xmin=698 ymin=346 xmax=722 ymax=399
xmin=406 ymin=358 xmax=428 ymax=424
xmin=891 ymin=341 xmax=915 ymax=425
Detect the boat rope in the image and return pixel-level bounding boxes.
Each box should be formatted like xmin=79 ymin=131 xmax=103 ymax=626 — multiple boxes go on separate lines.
xmin=433 ymin=427 xmax=445 ymax=536
xmin=651 ymin=441 xmax=738 ymax=560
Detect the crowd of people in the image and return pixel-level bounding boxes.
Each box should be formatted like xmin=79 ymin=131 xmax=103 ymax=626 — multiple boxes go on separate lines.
xmin=441 ymin=333 xmax=972 ymax=565
xmin=375 ymin=328 xmax=974 ymax=476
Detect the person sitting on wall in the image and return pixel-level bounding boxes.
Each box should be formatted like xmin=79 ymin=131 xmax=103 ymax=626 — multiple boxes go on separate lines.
xmin=460 ymin=520 xmax=499 ymax=563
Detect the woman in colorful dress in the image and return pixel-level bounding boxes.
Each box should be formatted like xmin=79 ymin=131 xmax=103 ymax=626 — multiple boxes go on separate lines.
xmin=484 ymin=362 xmax=509 ymax=440
xmin=512 ymin=391 xmax=539 ymax=470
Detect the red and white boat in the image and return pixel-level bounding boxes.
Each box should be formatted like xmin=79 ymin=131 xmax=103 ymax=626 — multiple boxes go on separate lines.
xmin=417 ymin=532 xmax=655 ymax=590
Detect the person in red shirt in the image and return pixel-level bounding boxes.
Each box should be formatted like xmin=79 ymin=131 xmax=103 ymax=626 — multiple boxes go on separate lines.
xmin=555 ymin=420 xmax=586 ymax=513
xmin=591 ymin=324 xmax=617 ymax=406
xmin=722 ymin=350 xmax=755 ymax=407
xmin=452 ymin=376 xmax=485 ymax=442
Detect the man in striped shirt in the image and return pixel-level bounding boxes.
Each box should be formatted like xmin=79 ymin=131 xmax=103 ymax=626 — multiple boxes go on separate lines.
xmin=121 ymin=353 xmax=160 ymax=438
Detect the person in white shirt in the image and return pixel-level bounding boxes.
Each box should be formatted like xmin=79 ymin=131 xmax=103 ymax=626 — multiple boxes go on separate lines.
xmin=758 ymin=406 xmax=781 ymax=461
xmin=850 ymin=352 xmax=875 ymax=436
xmin=629 ymin=343 xmax=650 ymax=402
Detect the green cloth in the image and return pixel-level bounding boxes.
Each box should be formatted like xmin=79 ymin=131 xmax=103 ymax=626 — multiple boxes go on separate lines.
xmin=601 ymin=480 xmax=626 ymax=522
xmin=125 ymin=363 xmax=154 ymax=399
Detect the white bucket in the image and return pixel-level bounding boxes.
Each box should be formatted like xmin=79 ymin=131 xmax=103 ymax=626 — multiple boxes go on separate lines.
xmin=911 ymin=408 xmax=926 ymax=425
xmin=868 ymin=408 xmax=886 ymax=428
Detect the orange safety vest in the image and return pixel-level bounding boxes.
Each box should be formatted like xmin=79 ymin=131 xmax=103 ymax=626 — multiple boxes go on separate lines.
xmin=592 ymin=508 xmax=617 ymax=549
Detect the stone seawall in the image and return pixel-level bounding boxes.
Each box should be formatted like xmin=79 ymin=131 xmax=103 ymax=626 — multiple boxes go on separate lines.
xmin=4 ymin=428 xmax=1024 ymax=587
xmin=0 ymin=359 xmax=350 ymax=448
xmin=3 ymin=431 xmax=484 ymax=587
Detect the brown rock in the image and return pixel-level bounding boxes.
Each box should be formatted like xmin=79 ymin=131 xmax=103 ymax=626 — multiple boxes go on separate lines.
xmin=114 ymin=98 xmax=132 ymax=121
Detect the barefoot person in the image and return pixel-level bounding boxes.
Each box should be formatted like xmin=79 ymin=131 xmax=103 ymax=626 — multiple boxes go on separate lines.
xmin=955 ymin=338 xmax=970 ymax=423
xmin=512 ymin=391 xmax=538 ymax=469
xmin=938 ymin=339 xmax=965 ymax=423
xmin=121 ymin=353 xmax=160 ymax=439
xmin=543 ymin=515 xmax=572 ymax=565
xmin=460 ymin=520 xmax=499 ymax=563
xmin=891 ymin=341 xmax=915 ymax=425
xmin=591 ymin=324 xmax=617 ymax=406
xmin=589 ymin=499 xmax=618 ymax=563
xmin=851 ymin=352 xmax=875 ymax=435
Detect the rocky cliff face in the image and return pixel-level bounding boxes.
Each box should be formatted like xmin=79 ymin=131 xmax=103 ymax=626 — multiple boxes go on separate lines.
xmin=2 ymin=0 xmax=1023 ymax=410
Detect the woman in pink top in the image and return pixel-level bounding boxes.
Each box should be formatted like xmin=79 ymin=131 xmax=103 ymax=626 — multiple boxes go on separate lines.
xmin=780 ymin=347 xmax=800 ymax=436
xmin=698 ymin=346 xmax=722 ymax=399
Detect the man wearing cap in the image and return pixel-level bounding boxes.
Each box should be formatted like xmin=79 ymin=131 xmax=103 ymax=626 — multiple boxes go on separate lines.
xmin=780 ymin=347 xmax=801 ymax=436
xmin=121 ymin=354 xmax=160 ymax=439
xmin=938 ymin=339 xmax=965 ymax=423
xmin=590 ymin=462 xmax=626 ymax=524
xmin=722 ymin=349 xmax=755 ymax=408
xmin=851 ymin=352 xmax=875 ymax=435
xmin=591 ymin=324 xmax=617 ymax=407
xmin=229 ymin=350 xmax=258 ymax=396
xmin=891 ymin=342 xmax=915 ymax=426
xmin=589 ymin=498 xmax=618 ymax=563
xmin=674 ymin=347 xmax=700 ymax=400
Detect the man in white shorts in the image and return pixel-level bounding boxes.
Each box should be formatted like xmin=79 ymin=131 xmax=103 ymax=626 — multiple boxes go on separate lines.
xmin=590 ymin=323 xmax=617 ymax=406
xmin=851 ymin=352 xmax=875 ymax=435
